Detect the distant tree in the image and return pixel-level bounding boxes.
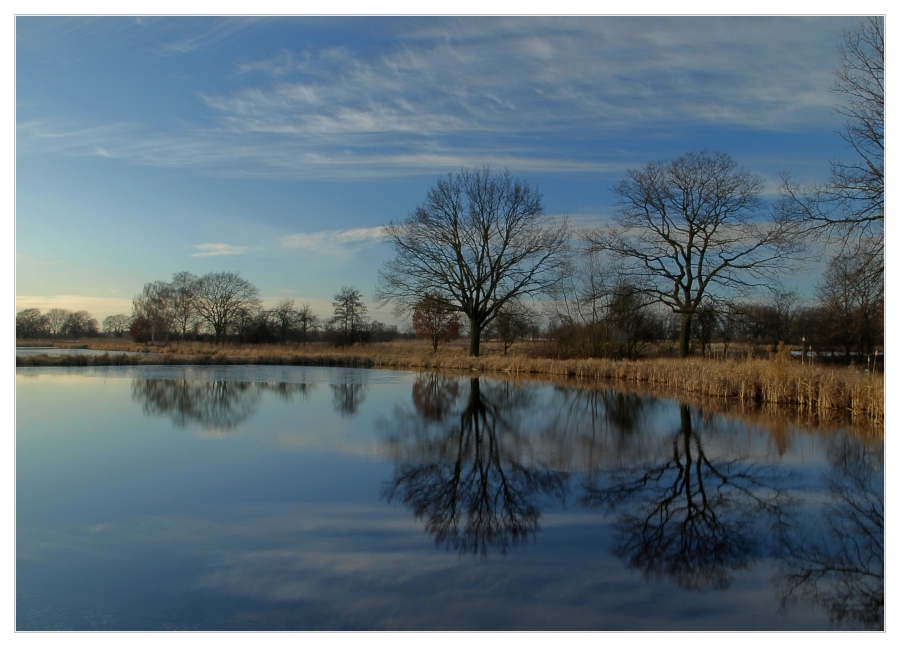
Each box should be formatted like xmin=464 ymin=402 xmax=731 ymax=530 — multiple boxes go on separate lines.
xmin=587 ymin=150 xmax=802 ymax=357
xmin=295 ymin=302 xmax=320 ymax=345
xmin=545 ymin=247 xmax=616 ymax=359
xmin=692 ymin=304 xmax=720 ymax=358
xmin=412 ymin=292 xmax=461 ymax=352
xmin=44 ymin=308 xmax=70 ymax=338
xmin=816 ymin=249 xmax=883 ymax=357
xmin=230 ymin=304 xmax=261 ymax=344
xmin=133 ymin=281 xmax=173 ymax=344
xmin=367 ymin=320 xmax=400 ymax=344
xmin=16 ymin=308 xmax=47 ymax=339
xmin=192 ymin=271 xmax=261 ymax=344
xmin=270 ymin=299 xmax=297 ymax=344
xmin=490 ymin=300 xmax=536 ymax=355
xmin=330 ymin=287 xmax=368 ymax=346
xmin=63 ymin=310 xmax=99 ymax=339
xmin=102 ymin=314 xmax=131 ymax=338
xmin=377 ymin=167 xmax=569 ymax=357
xmin=169 ymin=271 xmax=200 ymax=340
xmin=606 ymin=282 xmax=664 ymax=359
xmin=129 ymin=316 xmax=152 ymax=343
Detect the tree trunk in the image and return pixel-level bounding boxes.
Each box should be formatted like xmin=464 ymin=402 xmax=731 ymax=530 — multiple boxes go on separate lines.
xmin=469 ymin=320 xmax=481 ymax=357
xmin=678 ymin=312 xmax=692 ymax=358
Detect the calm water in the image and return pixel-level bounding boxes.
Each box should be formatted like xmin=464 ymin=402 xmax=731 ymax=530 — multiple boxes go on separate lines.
xmin=16 ymin=366 xmax=884 ymax=630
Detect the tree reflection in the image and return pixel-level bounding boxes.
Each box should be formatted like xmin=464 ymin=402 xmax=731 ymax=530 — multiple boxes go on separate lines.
xmin=581 ymin=404 xmax=787 ymax=591
xmin=331 ymin=383 xmax=367 ymax=417
xmin=382 ymin=375 xmax=568 ymax=557
xmin=773 ymin=437 xmax=884 ymax=629
xmin=132 ymin=379 xmax=314 ymax=432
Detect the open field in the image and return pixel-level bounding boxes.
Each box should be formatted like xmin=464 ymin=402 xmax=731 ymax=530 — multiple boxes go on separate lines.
xmin=16 ymin=338 xmax=884 ymax=430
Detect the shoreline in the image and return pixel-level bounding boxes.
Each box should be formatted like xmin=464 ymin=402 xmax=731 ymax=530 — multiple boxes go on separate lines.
xmin=15 ymin=339 xmax=884 ymax=430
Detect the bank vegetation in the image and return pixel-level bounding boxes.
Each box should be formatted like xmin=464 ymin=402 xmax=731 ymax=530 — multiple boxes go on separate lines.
xmin=16 ymin=338 xmax=883 ymax=431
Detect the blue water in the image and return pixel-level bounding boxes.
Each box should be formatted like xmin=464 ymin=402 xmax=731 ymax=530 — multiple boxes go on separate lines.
xmin=16 ymin=366 xmax=884 ymax=630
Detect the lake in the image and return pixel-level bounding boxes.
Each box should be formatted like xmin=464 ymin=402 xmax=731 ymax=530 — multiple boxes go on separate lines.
xmin=16 ymin=365 xmax=884 ymax=630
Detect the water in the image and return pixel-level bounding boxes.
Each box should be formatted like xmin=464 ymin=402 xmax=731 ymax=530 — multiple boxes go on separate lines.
xmin=16 ymin=366 xmax=884 ymax=630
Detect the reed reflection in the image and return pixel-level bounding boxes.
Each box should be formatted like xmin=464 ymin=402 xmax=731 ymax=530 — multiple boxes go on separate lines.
xmin=381 ymin=375 xmax=568 ymax=557
xmin=774 ymin=437 xmax=884 ymax=629
xmin=581 ymin=404 xmax=788 ymax=591
xmin=131 ymin=378 xmax=316 ymax=431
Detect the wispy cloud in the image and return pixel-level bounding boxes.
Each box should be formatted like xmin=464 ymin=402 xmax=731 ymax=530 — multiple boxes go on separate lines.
xmin=17 ymin=17 xmax=851 ymax=181
xmin=280 ymin=227 xmax=387 ymax=256
xmin=190 ymin=243 xmax=247 ymax=257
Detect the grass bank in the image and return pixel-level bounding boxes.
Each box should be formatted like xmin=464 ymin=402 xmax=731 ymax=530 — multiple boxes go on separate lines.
xmin=16 ymin=338 xmax=883 ymax=429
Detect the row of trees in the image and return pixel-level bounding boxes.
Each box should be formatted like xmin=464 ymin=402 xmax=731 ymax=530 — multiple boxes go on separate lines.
xmin=127 ymin=274 xmax=406 ymax=346
xmin=15 ymin=308 xmax=100 ymax=339
xmin=130 ymin=271 xmax=261 ymax=344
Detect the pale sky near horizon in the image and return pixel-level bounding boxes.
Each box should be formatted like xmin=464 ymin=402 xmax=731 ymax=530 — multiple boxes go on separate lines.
xmin=12 ymin=9 xmax=887 ymax=328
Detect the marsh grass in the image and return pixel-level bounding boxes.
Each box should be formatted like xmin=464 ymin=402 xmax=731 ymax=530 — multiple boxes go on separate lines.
xmin=17 ymin=338 xmax=883 ymax=428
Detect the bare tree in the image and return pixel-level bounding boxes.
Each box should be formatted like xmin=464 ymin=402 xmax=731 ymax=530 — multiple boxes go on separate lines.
xmin=377 ymin=167 xmax=568 ymax=357
xmin=412 ymin=291 xmax=461 ymax=352
xmin=330 ymin=287 xmax=367 ymax=346
xmin=102 ymin=314 xmax=131 ymax=338
xmin=193 ymin=271 xmax=261 ymax=344
xmin=63 ymin=310 xmax=99 ymax=339
xmin=169 ymin=271 xmax=199 ymax=341
xmin=779 ymin=17 xmax=883 ymax=272
xmin=270 ymin=298 xmax=297 ymax=344
xmin=816 ymin=246 xmax=883 ymax=357
xmin=587 ymin=150 xmax=802 ymax=358
xmin=133 ymin=281 xmax=173 ymax=344
xmin=295 ymin=302 xmax=319 ymax=345
xmin=44 ymin=308 xmax=70 ymax=338
xmin=545 ymin=246 xmax=616 ymax=358
xmin=16 ymin=308 xmax=47 ymax=339
xmin=490 ymin=300 xmax=537 ymax=355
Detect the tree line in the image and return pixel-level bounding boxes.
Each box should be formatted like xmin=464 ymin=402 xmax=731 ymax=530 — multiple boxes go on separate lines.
xmin=16 ymin=274 xmax=407 ymax=347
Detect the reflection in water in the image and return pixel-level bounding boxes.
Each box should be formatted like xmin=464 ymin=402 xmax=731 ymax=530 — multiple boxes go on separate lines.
xmin=131 ymin=379 xmax=316 ymax=431
xmin=62 ymin=369 xmax=881 ymax=628
xmin=774 ymin=438 xmax=884 ymax=629
xmin=381 ymin=375 xmax=568 ymax=557
xmin=331 ymin=383 xmax=367 ymax=417
xmin=581 ymin=404 xmax=788 ymax=591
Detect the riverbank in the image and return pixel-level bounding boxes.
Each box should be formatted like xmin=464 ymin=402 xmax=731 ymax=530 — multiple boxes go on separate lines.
xmin=16 ymin=339 xmax=884 ymax=428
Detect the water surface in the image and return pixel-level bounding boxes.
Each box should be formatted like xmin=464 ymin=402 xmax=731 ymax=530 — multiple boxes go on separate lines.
xmin=16 ymin=366 xmax=883 ymax=630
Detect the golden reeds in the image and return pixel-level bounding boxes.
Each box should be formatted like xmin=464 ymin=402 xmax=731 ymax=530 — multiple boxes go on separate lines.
xmin=16 ymin=338 xmax=883 ymax=428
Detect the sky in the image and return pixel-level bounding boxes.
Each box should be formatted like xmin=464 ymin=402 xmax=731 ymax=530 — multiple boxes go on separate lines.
xmin=13 ymin=11 xmax=885 ymax=328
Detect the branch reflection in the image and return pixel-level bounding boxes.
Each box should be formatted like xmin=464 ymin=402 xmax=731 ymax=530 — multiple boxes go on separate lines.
xmin=774 ymin=437 xmax=884 ymax=629
xmin=381 ymin=375 xmax=568 ymax=557
xmin=581 ymin=404 xmax=787 ymax=591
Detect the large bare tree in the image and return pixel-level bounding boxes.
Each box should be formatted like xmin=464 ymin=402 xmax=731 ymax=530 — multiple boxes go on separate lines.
xmin=193 ymin=271 xmax=261 ymax=344
xmin=779 ymin=17 xmax=883 ymax=272
xmin=587 ymin=150 xmax=802 ymax=358
xmin=377 ymin=167 xmax=568 ymax=356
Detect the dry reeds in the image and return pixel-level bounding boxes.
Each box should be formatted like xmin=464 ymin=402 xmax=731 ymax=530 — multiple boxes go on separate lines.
xmin=17 ymin=339 xmax=883 ymax=428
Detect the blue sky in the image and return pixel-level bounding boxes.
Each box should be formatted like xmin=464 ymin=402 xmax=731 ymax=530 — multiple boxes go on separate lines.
xmin=14 ymin=13 xmax=879 ymax=326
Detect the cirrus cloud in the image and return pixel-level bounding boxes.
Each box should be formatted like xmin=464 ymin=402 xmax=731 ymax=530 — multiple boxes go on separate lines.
xmin=190 ymin=243 xmax=248 ymax=257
